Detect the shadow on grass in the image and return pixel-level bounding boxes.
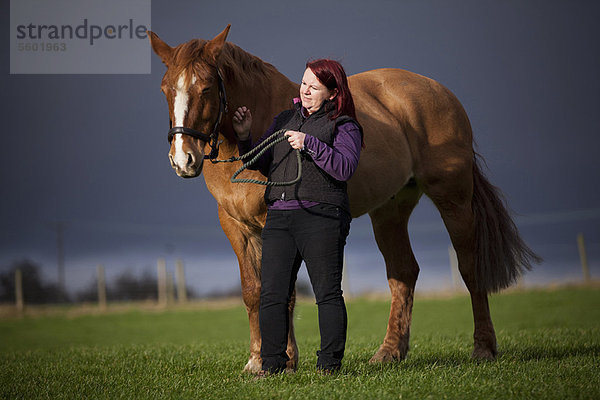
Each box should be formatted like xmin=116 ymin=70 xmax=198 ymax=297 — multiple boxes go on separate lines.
xmin=499 ymin=343 xmax=600 ymax=362
xmin=337 ymin=342 xmax=600 ymax=376
xmin=338 ymin=352 xmax=471 ymax=377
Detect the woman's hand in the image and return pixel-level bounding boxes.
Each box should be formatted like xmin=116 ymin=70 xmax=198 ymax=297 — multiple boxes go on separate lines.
xmin=232 ymin=106 xmax=252 ymax=140
xmin=285 ymin=130 xmax=306 ymax=150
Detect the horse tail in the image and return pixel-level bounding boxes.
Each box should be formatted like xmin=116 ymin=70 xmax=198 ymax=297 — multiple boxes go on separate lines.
xmin=471 ymin=153 xmax=542 ymax=293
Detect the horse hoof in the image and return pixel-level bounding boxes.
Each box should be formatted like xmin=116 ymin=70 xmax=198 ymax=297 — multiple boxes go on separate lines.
xmin=243 ymin=356 xmax=262 ymax=373
xmin=285 ymin=359 xmax=298 ymax=373
xmin=369 ymin=347 xmax=405 ymax=363
xmin=472 ymin=344 xmax=497 ymax=361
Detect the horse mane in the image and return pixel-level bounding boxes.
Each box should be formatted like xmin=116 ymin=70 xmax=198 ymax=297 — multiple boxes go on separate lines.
xmin=220 ymin=43 xmax=279 ymax=89
xmin=171 ymin=39 xmax=279 ymax=90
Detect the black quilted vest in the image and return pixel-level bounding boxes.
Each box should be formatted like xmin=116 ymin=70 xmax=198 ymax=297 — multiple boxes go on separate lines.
xmin=265 ymin=101 xmax=357 ymax=211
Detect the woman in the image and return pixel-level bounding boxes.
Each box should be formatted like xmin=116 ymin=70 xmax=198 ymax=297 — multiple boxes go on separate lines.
xmin=232 ymin=59 xmax=362 ymax=375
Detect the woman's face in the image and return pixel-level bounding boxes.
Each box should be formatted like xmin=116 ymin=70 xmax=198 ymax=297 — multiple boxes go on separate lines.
xmin=300 ymin=68 xmax=337 ymax=115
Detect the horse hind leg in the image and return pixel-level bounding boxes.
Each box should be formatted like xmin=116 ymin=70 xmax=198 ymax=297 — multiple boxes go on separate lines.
xmin=369 ymin=183 xmax=422 ymax=363
xmin=423 ymin=165 xmax=498 ymax=361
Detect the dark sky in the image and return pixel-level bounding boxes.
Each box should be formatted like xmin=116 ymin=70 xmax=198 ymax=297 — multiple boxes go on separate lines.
xmin=1 ymin=0 xmax=599 ymax=295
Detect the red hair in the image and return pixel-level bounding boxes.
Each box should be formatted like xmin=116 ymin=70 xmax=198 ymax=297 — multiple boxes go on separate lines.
xmin=306 ymin=59 xmax=357 ymax=121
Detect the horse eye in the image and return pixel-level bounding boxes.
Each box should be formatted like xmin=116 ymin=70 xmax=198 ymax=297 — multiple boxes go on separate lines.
xmin=201 ymin=87 xmax=211 ymax=94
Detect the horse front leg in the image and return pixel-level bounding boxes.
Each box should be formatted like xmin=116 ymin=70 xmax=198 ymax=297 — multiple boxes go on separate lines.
xmin=286 ymin=288 xmax=299 ymax=372
xmin=217 ymin=206 xmax=298 ymax=372
xmin=240 ymin=256 xmax=262 ymax=373
xmin=217 ymin=206 xmax=263 ymax=372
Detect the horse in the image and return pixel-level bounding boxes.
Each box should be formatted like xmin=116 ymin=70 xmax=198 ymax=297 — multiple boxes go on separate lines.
xmin=148 ymin=25 xmax=540 ymax=372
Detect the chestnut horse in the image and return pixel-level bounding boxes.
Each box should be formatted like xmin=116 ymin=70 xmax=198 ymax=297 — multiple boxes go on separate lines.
xmin=148 ymin=25 xmax=539 ymax=372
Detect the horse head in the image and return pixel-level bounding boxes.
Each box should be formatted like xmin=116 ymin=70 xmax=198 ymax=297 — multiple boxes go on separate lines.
xmin=148 ymin=25 xmax=231 ymax=178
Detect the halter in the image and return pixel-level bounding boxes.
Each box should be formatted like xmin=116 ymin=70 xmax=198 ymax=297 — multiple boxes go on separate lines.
xmin=167 ymin=68 xmax=228 ymax=161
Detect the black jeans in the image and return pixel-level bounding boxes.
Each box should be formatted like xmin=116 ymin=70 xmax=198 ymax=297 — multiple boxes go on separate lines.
xmin=259 ymin=203 xmax=351 ymax=373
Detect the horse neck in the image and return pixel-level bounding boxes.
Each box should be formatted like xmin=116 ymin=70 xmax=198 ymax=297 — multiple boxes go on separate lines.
xmin=201 ymin=46 xmax=298 ymax=211
xmin=217 ymin=44 xmax=299 ymax=147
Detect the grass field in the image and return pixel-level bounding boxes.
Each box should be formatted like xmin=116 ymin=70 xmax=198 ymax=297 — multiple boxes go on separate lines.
xmin=1 ymin=286 xmax=599 ymax=399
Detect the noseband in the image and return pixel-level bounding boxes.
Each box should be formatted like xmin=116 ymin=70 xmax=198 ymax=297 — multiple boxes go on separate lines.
xmin=167 ymin=69 xmax=228 ymax=161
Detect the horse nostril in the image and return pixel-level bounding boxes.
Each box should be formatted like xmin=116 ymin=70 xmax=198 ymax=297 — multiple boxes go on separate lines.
xmin=169 ymin=154 xmax=176 ymax=168
xmin=187 ymin=152 xmax=195 ymax=167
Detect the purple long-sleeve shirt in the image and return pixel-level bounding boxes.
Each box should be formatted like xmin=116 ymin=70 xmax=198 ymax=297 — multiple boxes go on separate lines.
xmin=238 ymin=105 xmax=362 ymax=210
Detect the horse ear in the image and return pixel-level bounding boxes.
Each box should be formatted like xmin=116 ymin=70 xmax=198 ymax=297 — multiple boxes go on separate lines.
xmin=203 ymin=24 xmax=231 ymax=63
xmin=148 ymin=30 xmax=173 ymax=66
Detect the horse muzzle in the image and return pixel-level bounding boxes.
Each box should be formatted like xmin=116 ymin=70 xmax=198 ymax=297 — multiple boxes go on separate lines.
xmin=168 ymin=143 xmax=204 ymax=178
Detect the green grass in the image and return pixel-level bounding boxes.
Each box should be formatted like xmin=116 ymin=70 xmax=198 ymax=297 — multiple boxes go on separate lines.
xmin=1 ymin=287 xmax=599 ymax=399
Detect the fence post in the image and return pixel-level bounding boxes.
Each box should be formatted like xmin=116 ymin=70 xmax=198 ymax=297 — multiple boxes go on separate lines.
xmin=577 ymin=233 xmax=591 ymax=283
xmin=449 ymin=245 xmax=460 ymax=291
xmin=97 ymin=265 xmax=107 ymax=310
xmin=157 ymin=258 xmax=167 ymax=307
xmin=15 ymin=268 xmax=24 ymax=313
xmin=175 ymin=259 xmax=187 ymax=304
xmin=166 ymin=272 xmax=175 ymax=305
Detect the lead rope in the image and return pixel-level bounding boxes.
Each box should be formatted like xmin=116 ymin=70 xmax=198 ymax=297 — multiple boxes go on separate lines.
xmin=211 ymin=129 xmax=302 ymax=186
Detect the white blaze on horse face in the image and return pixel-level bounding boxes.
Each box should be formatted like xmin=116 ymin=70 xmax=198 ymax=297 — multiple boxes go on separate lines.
xmin=173 ymin=74 xmax=188 ymax=127
xmin=172 ymin=73 xmax=197 ymax=169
